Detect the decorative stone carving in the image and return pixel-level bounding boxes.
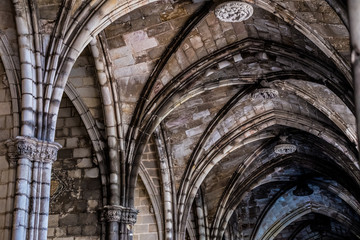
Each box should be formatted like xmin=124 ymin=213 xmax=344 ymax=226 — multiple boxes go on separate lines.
xmin=252 ymin=88 xmax=279 ymax=100
xmin=274 ymin=143 xmax=297 ymax=154
xmin=103 ymin=205 xmax=139 ymax=224
xmin=274 ymin=136 xmax=296 ymax=155
xmin=215 ymin=1 xmax=254 ymax=22
xmin=50 ymin=170 xmax=71 ymax=202
xmin=6 ymin=136 xmax=62 ymax=164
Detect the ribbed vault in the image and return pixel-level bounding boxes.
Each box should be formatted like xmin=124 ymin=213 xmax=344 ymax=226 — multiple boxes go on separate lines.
xmin=0 ymin=0 xmax=359 ymax=240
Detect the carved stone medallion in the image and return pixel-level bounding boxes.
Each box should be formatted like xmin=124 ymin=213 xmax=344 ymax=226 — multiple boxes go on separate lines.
xmin=274 ymin=143 xmax=297 ymax=155
xmin=252 ymin=88 xmax=279 ymax=100
xmin=215 ymin=2 xmax=254 ymax=22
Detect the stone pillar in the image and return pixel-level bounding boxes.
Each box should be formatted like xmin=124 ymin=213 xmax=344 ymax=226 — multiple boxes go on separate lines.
xmin=103 ymin=205 xmax=139 ymax=240
xmin=6 ymin=136 xmax=61 ymax=240
xmin=348 ymin=1 xmax=360 ymax=151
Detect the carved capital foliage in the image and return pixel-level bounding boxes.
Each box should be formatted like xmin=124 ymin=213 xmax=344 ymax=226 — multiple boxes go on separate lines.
xmin=103 ymin=205 xmax=139 ymax=224
xmin=6 ymin=136 xmax=62 ymax=164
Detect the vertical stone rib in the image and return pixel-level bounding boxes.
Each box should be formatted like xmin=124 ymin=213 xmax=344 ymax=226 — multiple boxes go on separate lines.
xmin=154 ymin=127 xmax=174 ymax=240
xmin=194 ymin=191 xmax=208 ymax=240
xmin=12 ymin=157 xmax=32 ymax=240
xmin=89 ymin=37 xmax=122 ymax=240
xmin=13 ymin=0 xmax=36 ymax=137
xmin=348 ymin=0 xmax=360 ymax=156
xmin=38 ymin=162 xmax=52 ymax=240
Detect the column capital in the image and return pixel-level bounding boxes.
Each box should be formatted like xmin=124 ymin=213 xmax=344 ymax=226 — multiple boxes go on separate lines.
xmin=103 ymin=205 xmax=139 ymax=224
xmin=6 ymin=136 xmax=62 ymax=164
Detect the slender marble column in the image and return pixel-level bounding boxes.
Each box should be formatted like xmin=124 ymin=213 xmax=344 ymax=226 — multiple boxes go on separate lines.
xmin=6 ymin=136 xmax=61 ymax=240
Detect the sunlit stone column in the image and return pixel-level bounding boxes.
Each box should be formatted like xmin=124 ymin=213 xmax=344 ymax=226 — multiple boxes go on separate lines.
xmin=6 ymin=137 xmax=61 ymax=240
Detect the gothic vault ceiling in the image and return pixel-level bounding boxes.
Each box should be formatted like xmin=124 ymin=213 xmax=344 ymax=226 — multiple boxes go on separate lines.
xmin=0 ymin=0 xmax=359 ymax=239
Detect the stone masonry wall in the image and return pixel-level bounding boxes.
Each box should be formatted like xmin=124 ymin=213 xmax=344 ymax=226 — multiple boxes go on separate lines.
xmin=48 ymin=94 xmax=103 ymax=240
xmin=0 ymin=59 xmax=15 ymax=240
xmin=133 ymin=177 xmax=159 ymax=240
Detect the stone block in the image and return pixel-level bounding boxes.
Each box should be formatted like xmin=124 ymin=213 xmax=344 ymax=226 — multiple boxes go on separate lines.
xmin=59 ymin=214 xmax=78 ymax=226
xmin=77 ymin=158 xmax=93 ymax=168
xmin=0 ymin=116 xmax=5 ymax=129
xmin=0 ymin=156 xmax=9 ymax=170
xmin=134 ymin=224 xmax=149 ymax=233
xmin=82 ymin=225 xmax=98 ymax=236
xmin=0 ymin=103 xmax=11 ymax=115
xmin=58 ymin=149 xmax=73 ymax=159
xmin=66 ymin=137 xmax=79 ymax=148
xmin=48 ymin=214 xmax=59 ymax=227
xmin=190 ymin=35 xmax=204 ymax=49
xmin=73 ymin=148 xmax=91 ymax=158
xmin=140 ymin=233 xmax=158 ymax=240
xmin=123 ymin=30 xmax=158 ymax=52
xmin=79 ymin=213 xmax=98 ymax=225
xmin=68 ymin=169 xmax=82 ymax=178
xmin=84 ymin=168 xmax=99 ymax=178
xmin=55 ymin=227 xmax=67 ymax=237
xmin=68 ymin=226 xmax=82 ymax=235
xmin=147 ymin=22 xmax=171 ymax=37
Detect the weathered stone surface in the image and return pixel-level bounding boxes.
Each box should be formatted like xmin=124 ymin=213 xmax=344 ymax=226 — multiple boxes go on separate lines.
xmin=0 ymin=1 xmax=358 ymax=240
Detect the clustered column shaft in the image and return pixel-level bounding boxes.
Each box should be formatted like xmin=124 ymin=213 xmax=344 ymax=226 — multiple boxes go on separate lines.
xmin=348 ymin=0 xmax=360 ymax=153
xmin=6 ymin=137 xmax=61 ymax=240
xmin=103 ymin=205 xmax=139 ymax=240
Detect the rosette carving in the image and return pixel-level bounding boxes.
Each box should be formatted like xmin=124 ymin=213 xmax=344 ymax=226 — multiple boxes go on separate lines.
xmin=215 ymin=2 xmax=254 ymax=22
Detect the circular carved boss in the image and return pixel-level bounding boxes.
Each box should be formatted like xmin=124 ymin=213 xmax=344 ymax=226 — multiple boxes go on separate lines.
xmin=215 ymin=1 xmax=254 ymax=22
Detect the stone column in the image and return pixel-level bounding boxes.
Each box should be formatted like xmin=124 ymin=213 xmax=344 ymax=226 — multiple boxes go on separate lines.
xmin=348 ymin=1 xmax=360 ymax=151
xmin=6 ymin=136 xmax=61 ymax=240
xmin=103 ymin=205 xmax=139 ymax=240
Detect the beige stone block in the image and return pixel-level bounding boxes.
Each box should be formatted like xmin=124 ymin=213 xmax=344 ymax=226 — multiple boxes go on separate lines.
xmin=77 ymin=158 xmax=93 ymax=168
xmin=0 ymin=130 xmax=10 ymax=141
xmin=0 ymin=169 xmax=9 ymax=183
xmin=0 ymin=156 xmax=9 ymax=170
xmin=123 ymin=30 xmax=158 ymax=52
xmin=0 ymin=199 xmax=6 ymax=213
xmin=82 ymin=77 xmax=96 ymax=86
xmin=149 ymin=223 xmax=157 ymax=232
xmin=66 ymin=137 xmax=79 ymax=148
xmin=0 ymin=116 xmax=5 ymax=129
xmin=0 ymin=184 xmax=7 ymax=198
xmin=83 ymin=98 xmax=101 ymax=108
xmin=84 ymin=168 xmax=99 ymax=178
xmin=47 ymin=228 xmax=55 ymax=237
xmin=48 ymin=214 xmax=59 ymax=227
xmin=134 ymin=224 xmax=149 ymax=233
xmin=77 ymin=87 xmax=99 ymax=98
xmin=55 ymin=227 xmax=66 ymax=237
xmin=140 ymin=233 xmax=158 ymax=240
xmin=0 ymin=103 xmax=11 ymax=115
xmin=68 ymin=169 xmax=82 ymax=178
xmin=73 ymin=148 xmax=91 ymax=158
